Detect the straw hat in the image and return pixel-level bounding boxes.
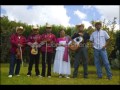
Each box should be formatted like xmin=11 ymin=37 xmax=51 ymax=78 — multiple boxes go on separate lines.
xmin=76 ymin=24 xmax=84 ymax=28
xmin=46 ymin=24 xmax=52 ymax=28
xmin=95 ymin=22 xmax=102 ymax=26
xmin=32 ymin=26 xmax=39 ymax=30
xmin=16 ymin=26 xmax=24 ymax=32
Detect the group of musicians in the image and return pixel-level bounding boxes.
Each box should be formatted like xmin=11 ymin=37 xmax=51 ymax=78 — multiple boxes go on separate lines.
xmin=8 ymin=22 xmax=112 ymax=80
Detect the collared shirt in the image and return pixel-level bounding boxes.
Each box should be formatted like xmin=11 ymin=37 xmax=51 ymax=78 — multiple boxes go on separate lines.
xmin=40 ymin=33 xmax=56 ymax=53
xmin=27 ymin=34 xmax=41 ymax=44
xmin=90 ymin=30 xmax=110 ymax=49
xmin=10 ymin=33 xmax=26 ymax=54
xmin=27 ymin=34 xmax=41 ymax=50
xmin=72 ymin=32 xmax=90 ymax=44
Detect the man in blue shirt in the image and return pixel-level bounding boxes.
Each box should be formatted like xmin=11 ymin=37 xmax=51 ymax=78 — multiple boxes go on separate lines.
xmin=90 ymin=22 xmax=112 ymax=80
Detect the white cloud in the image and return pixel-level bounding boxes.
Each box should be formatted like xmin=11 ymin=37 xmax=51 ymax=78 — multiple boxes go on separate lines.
xmin=107 ymin=24 xmax=120 ymax=31
xmin=93 ymin=5 xmax=120 ymax=30
xmin=94 ymin=5 xmax=119 ymax=23
xmin=81 ymin=20 xmax=92 ymax=29
xmin=114 ymin=24 xmax=120 ymax=30
xmin=74 ymin=10 xmax=87 ymax=20
xmin=1 ymin=5 xmax=71 ymax=27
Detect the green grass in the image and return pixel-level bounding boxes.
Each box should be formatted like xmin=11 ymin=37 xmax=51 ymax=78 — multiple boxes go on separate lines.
xmin=0 ymin=64 xmax=120 ymax=85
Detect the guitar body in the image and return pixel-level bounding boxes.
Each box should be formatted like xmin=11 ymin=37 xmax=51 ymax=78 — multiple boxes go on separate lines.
xmin=68 ymin=36 xmax=83 ymax=51
xmin=68 ymin=41 xmax=79 ymax=51
xmin=31 ymin=47 xmax=38 ymax=55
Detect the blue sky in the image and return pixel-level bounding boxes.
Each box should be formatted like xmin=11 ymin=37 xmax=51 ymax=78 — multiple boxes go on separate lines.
xmin=1 ymin=5 xmax=119 ymax=30
xmin=64 ymin=5 xmax=101 ymax=25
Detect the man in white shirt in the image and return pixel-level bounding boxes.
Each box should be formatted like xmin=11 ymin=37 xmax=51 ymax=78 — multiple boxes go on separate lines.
xmin=90 ymin=22 xmax=112 ymax=80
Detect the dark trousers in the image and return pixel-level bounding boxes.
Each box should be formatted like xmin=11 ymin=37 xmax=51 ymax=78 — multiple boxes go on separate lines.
xmin=9 ymin=53 xmax=21 ymax=75
xmin=41 ymin=52 xmax=52 ymax=77
xmin=73 ymin=47 xmax=88 ymax=78
xmin=27 ymin=51 xmax=40 ymax=75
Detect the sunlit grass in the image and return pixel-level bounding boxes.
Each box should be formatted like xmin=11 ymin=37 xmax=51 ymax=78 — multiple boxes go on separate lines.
xmin=0 ymin=64 xmax=120 ymax=85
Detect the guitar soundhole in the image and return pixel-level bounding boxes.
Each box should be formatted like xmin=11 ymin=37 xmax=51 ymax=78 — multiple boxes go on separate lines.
xmin=35 ymin=48 xmax=36 ymax=50
xmin=76 ymin=38 xmax=79 ymax=41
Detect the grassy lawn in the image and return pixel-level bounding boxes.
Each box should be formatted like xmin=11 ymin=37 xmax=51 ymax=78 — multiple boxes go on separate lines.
xmin=0 ymin=64 xmax=120 ymax=85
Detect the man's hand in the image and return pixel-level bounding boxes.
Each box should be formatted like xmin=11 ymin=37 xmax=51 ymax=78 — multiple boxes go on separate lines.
xmin=59 ymin=44 xmax=65 ymax=47
xmin=33 ymin=42 xmax=38 ymax=45
xmin=90 ymin=42 xmax=94 ymax=49
xmin=71 ymin=40 xmax=75 ymax=44
xmin=18 ymin=44 xmax=23 ymax=47
xmin=102 ymin=45 xmax=106 ymax=49
xmin=27 ymin=42 xmax=32 ymax=46
xmin=42 ymin=39 xmax=48 ymax=43
xmin=78 ymin=33 xmax=83 ymax=36
xmin=102 ymin=39 xmax=110 ymax=49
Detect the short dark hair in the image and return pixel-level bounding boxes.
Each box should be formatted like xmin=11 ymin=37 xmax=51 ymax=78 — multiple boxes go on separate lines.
xmin=59 ymin=29 xmax=65 ymax=34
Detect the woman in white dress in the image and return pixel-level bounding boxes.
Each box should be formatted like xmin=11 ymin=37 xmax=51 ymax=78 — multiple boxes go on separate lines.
xmin=53 ymin=29 xmax=71 ymax=78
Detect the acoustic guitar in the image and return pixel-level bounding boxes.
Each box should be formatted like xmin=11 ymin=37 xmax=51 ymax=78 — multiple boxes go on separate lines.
xmin=68 ymin=36 xmax=83 ymax=51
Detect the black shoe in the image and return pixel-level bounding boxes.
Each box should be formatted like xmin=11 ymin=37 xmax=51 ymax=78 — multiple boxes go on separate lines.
xmin=36 ymin=73 xmax=40 ymax=76
xmin=41 ymin=74 xmax=45 ymax=77
xmin=27 ymin=74 xmax=31 ymax=77
xmin=40 ymin=75 xmax=45 ymax=78
xmin=97 ymin=77 xmax=102 ymax=80
xmin=84 ymin=75 xmax=88 ymax=78
xmin=27 ymin=72 xmax=31 ymax=77
xmin=73 ymin=76 xmax=77 ymax=78
xmin=36 ymin=74 xmax=41 ymax=77
xmin=41 ymin=75 xmax=45 ymax=77
xmin=84 ymin=76 xmax=88 ymax=79
xmin=107 ymin=77 xmax=112 ymax=80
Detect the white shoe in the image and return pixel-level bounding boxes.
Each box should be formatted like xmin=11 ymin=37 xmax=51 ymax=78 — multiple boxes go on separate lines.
xmin=39 ymin=75 xmax=43 ymax=78
xmin=66 ymin=76 xmax=70 ymax=78
xmin=37 ymin=75 xmax=43 ymax=77
xmin=16 ymin=75 xmax=20 ymax=76
xmin=59 ymin=76 xmax=62 ymax=78
xmin=65 ymin=75 xmax=70 ymax=78
xmin=8 ymin=75 xmax=12 ymax=78
xmin=37 ymin=75 xmax=41 ymax=77
xmin=27 ymin=75 xmax=30 ymax=77
xmin=48 ymin=76 xmax=51 ymax=78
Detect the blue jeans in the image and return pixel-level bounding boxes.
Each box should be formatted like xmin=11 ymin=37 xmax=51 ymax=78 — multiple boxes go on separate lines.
xmin=73 ymin=47 xmax=88 ymax=78
xmin=94 ymin=48 xmax=112 ymax=78
xmin=9 ymin=53 xmax=21 ymax=75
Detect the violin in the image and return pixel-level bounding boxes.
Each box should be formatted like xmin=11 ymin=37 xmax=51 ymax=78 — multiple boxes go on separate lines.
xmin=16 ymin=48 xmax=22 ymax=60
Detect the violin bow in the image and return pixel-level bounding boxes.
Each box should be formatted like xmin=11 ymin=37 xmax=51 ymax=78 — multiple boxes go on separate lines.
xmin=45 ymin=41 xmax=47 ymax=64
xmin=20 ymin=46 xmax=23 ymax=67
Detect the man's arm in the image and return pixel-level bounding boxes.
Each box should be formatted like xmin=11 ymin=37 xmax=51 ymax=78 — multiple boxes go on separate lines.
xmin=89 ymin=33 xmax=94 ymax=48
xmin=71 ymin=33 xmax=79 ymax=39
xmin=102 ymin=39 xmax=110 ymax=49
xmin=103 ymin=31 xmax=110 ymax=49
xmin=10 ymin=34 xmax=18 ymax=46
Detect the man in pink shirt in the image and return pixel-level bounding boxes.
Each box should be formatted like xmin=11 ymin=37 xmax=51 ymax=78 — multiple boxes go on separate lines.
xmin=8 ymin=26 xmax=26 ymax=78
xmin=40 ymin=24 xmax=56 ymax=78
xmin=27 ymin=26 xmax=41 ymax=77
